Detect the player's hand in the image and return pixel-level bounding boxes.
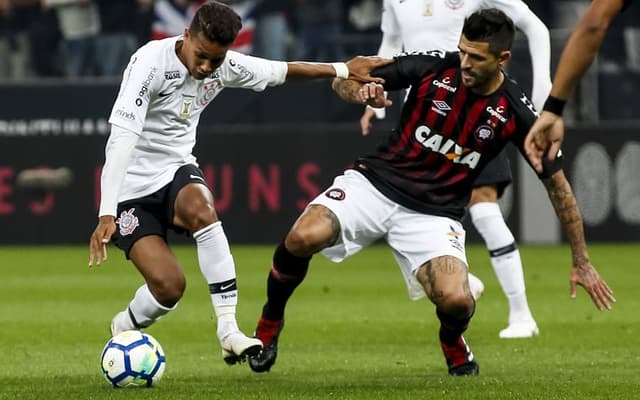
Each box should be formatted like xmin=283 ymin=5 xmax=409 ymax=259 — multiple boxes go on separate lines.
xmin=345 ymin=56 xmax=393 ymax=84
xmin=360 ymin=107 xmax=377 ymax=136
xmin=358 ymin=83 xmax=393 ymax=110
xmin=524 ymin=111 xmax=564 ymax=173
xmin=570 ymin=262 xmax=615 ymax=310
xmin=89 ymin=215 xmax=116 ymax=267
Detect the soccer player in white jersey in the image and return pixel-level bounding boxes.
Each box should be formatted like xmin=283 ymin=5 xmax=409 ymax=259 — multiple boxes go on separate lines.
xmin=359 ymin=0 xmax=553 ymax=339
xmin=88 ymin=0 xmax=389 ymax=365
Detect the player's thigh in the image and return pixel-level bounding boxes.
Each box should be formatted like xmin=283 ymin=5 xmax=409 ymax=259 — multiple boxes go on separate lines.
xmin=308 ymin=170 xmax=395 ymax=261
xmin=129 ymin=235 xmax=185 ymax=296
xmin=170 ymin=165 xmax=217 ymax=231
xmin=285 ymin=204 xmax=342 ymax=255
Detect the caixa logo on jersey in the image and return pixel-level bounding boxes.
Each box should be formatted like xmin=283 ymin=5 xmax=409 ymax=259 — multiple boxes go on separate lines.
xmin=414 ymin=125 xmax=481 ymax=169
xmin=135 ymin=67 xmax=157 ymax=106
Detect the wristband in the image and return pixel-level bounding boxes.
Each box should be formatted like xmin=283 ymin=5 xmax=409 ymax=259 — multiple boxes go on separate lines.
xmin=542 ymin=95 xmax=567 ymax=116
xmin=332 ymin=62 xmax=349 ymax=80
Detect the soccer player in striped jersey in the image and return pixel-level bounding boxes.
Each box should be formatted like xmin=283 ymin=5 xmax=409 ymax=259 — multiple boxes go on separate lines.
xmin=87 ymin=0 xmax=389 ymax=366
xmin=250 ymin=9 xmax=614 ymax=376
xmin=525 ymin=0 xmax=631 ymax=172
xmin=360 ymin=0 xmax=553 ymax=339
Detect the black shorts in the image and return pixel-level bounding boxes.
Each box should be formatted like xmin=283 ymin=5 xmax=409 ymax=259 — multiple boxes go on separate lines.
xmin=111 ymin=164 xmax=209 ymax=258
xmin=473 ymin=150 xmax=513 ymax=198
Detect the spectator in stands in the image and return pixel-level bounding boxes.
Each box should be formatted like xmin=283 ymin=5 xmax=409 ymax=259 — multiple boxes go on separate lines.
xmin=293 ymin=0 xmax=343 ymax=61
xmin=44 ymin=0 xmax=101 ymax=77
xmin=0 ymin=0 xmax=50 ymax=78
xmin=252 ymin=0 xmax=292 ymax=60
xmin=95 ymin=0 xmax=151 ymax=77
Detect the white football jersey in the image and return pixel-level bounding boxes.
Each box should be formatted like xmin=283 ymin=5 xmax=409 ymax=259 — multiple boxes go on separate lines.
xmin=380 ymin=0 xmax=551 ymax=109
xmin=108 ymin=36 xmax=287 ymax=202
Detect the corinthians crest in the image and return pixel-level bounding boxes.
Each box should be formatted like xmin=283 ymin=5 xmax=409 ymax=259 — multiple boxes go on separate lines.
xmin=116 ymin=208 xmax=140 ymax=236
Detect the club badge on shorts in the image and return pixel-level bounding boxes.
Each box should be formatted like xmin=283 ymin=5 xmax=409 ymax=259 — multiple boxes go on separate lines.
xmin=325 ymin=188 xmax=346 ymax=201
xmin=116 ymin=208 xmax=140 ymax=236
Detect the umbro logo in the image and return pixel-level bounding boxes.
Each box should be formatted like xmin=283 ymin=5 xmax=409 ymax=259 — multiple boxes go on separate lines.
xmin=431 ymin=100 xmax=451 ymax=116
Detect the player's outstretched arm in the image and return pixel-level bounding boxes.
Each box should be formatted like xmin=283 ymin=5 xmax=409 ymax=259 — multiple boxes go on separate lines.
xmin=286 ymin=56 xmax=392 ymax=83
xmin=88 ymin=126 xmax=139 ymax=267
xmin=542 ymin=170 xmax=615 ymax=310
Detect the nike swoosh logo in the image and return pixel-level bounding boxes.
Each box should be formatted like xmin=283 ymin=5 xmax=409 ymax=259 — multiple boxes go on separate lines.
xmin=189 ymin=174 xmax=205 ymax=182
xmin=220 ymin=282 xmax=235 ymax=291
xmin=158 ymin=91 xmax=174 ymax=98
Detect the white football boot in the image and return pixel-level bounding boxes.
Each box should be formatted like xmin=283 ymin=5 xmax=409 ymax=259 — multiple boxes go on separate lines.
xmin=110 ymin=311 xmax=137 ymax=336
xmin=219 ymin=330 xmax=263 ymax=365
xmin=499 ymin=320 xmax=539 ymax=339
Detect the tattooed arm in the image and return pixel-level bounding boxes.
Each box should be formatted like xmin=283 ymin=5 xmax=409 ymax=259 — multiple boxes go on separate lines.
xmin=332 ymin=80 xmax=393 ymax=108
xmin=542 ymin=170 xmax=615 ymax=310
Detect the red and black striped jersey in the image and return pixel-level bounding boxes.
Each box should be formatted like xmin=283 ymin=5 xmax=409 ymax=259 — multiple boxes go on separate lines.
xmin=352 ymin=50 xmax=562 ymax=220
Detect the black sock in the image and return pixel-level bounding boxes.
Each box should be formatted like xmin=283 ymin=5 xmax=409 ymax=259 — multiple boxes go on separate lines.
xmin=262 ymin=242 xmax=311 ymax=321
xmin=437 ymin=308 xmax=474 ymax=345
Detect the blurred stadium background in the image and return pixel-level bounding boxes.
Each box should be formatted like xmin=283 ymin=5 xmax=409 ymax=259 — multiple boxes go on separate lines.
xmin=0 ymin=0 xmax=638 ymax=245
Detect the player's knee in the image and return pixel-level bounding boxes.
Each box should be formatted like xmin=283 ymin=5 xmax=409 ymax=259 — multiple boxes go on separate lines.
xmin=285 ymin=227 xmax=324 ymax=256
xmin=181 ymin=203 xmax=217 ymax=232
xmin=436 ymin=291 xmax=475 ymax=319
xmin=148 ymin=273 xmax=186 ymax=307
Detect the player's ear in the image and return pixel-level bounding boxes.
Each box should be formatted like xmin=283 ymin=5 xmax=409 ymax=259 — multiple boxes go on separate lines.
xmin=497 ymin=50 xmax=511 ymax=68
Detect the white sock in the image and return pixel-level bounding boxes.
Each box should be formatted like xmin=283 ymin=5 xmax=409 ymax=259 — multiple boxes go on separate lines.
xmin=470 ymin=202 xmax=534 ymax=324
xmin=128 ymin=284 xmax=175 ymax=328
xmin=193 ymin=222 xmax=240 ymax=336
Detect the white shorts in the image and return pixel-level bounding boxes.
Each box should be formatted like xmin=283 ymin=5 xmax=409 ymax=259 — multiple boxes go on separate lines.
xmin=309 ymin=170 xmax=468 ymax=300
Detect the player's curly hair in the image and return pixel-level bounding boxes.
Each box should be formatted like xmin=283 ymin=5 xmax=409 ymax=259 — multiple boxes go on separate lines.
xmin=190 ymin=1 xmax=242 ymax=46
xmin=462 ymin=8 xmax=515 ymax=55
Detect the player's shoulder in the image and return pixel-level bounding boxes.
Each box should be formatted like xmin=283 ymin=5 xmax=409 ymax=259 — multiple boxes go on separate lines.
xmin=502 ymin=77 xmax=538 ymax=119
xmin=131 ymin=37 xmax=178 ymax=67
xmin=394 ymin=49 xmax=457 ymax=66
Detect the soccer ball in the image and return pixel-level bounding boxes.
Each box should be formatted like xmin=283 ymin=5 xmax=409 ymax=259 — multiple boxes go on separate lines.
xmin=100 ymin=330 xmax=166 ymax=388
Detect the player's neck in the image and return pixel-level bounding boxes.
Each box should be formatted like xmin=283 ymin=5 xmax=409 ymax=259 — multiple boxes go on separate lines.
xmin=470 ymin=71 xmax=504 ymax=97
xmin=175 ymin=40 xmax=186 ymax=67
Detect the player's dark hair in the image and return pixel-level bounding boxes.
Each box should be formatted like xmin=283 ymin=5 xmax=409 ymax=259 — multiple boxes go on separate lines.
xmin=190 ymin=1 xmax=242 ymax=46
xmin=462 ymin=8 xmax=515 ymax=55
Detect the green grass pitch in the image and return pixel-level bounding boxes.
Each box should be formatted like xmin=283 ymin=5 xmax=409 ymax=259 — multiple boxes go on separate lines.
xmin=0 ymin=243 xmax=637 ymax=399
